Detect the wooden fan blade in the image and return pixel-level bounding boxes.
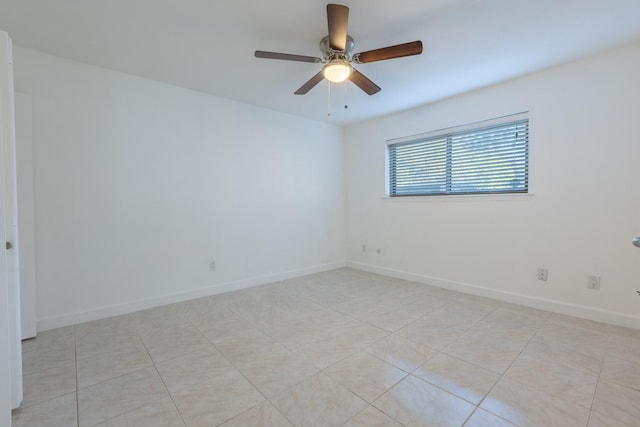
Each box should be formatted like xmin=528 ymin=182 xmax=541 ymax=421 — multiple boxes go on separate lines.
xmin=355 ymin=41 xmax=423 ymax=63
xmin=255 ymin=51 xmax=321 ymax=63
xmin=327 ymin=4 xmax=349 ymax=51
xmin=294 ymin=72 xmax=325 ymax=95
xmin=349 ymin=69 xmax=381 ymax=95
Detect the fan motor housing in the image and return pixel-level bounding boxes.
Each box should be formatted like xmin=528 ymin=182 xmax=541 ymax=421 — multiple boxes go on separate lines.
xmin=320 ymin=35 xmax=355 ymax=60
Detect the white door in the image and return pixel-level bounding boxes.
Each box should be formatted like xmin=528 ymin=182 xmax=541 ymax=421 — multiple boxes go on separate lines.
xmin=0 ymin=89 xmax=14 ymax=427
xmin=0 ymin=30 xmax=23 ymax=416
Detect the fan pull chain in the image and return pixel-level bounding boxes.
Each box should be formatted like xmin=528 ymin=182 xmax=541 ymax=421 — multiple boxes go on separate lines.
xmin=327 ymin=80 xmax=332 ymax=116
xmin=344 ymin=80 xmax=349 ymax=110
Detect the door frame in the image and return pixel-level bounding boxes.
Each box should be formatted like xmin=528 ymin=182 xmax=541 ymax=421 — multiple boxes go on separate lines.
xmin=0 ymin=30 xmax=23 ymax=420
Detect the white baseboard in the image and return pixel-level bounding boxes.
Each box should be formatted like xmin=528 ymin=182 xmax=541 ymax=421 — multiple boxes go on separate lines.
xmin=348 ymin=261 xmax=640 ymax=331
xmin=36 ymin=261 xmax=347 ymax=332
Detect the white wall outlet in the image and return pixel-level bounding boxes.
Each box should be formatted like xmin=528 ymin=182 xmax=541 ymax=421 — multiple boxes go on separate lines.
xmin=587 ymin=275 xmax=601 ymax=290
xmin=537 ymin=268 xmax=548 ymax=281
xmin=362 ymin=244 xmax=367 ymax=253
xmin=376 ymin=249 xmax=381 ymax=255
xmin=209 ymin=261 xmax=216 ymax=271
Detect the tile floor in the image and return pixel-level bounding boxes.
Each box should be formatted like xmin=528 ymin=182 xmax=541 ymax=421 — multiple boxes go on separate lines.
xmin=11 ymin=268 xmax=640 ymax=427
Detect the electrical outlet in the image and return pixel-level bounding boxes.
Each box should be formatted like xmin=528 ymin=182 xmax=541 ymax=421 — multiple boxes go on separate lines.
xmin=376 ymin=249 xmax=381 ymax=255
xmin=536 ymin=268 xmax=548 ymax=281
xmin=587 ymin=275 xmax=601 ymax=290
xmin=209 ymin=261 xmax=216 ymax=271
xmin=362 ymin=244 xmax=367 ymax=253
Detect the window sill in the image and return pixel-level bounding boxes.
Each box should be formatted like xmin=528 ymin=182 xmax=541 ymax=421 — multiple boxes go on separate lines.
xmin=381 ymin=193 xmax=535 ymax=202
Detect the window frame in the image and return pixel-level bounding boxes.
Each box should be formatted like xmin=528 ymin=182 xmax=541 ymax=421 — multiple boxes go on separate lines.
xmin=386 ymin=113 xmax=529 ymax=198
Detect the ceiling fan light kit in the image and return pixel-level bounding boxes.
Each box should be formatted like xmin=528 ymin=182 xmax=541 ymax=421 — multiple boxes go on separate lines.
xmin=255 ymin=3 xmax=423 ymax=97
xmin=323 ymin=59 xmax=352 ymax=83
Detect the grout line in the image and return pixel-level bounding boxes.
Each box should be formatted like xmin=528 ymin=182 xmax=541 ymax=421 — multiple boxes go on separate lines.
xmin=139 ymin=336 xmax=188 ymax=427
xmin=587 ymin=331 xmax=610 ymax=426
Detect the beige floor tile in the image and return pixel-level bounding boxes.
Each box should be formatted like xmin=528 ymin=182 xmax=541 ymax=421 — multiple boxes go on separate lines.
xmin=525 ymin=324 xmax=607 ymax=375
xmin=74 ymin=314 xmax=135 ymax=337
xmin=220 ymin=401 xmax=293 ymax=427
xmin=434 ymin=300 xmax=494 ymax=327
xmin=330 ymin=320 xmax=390 ymax=349
xmin=289 ymin=337 xmax=359 ymax=369
xmin=77 ymin=366 xmax=169 ymax=427
xmin=362 ymin=307 xmax=422 ymax=332
xmin=331 ymin=297 xmax=386 ymax=319
xmin=520 ymin=332 xmax=605 ymax=375
xmin=156 ymin=351 xmax=236 ymax=393
xmin=196 ymin=315 xmax=254 ymax=339
xmin=606 ymin=325 xmax=640 ymax=340
xmin=481 ymin=307 xmax=549 ymax=331
xmin=75 ymin=329 xmax=142 ymax=361
xmin=267 ymin=319 xmax=331 ymax=348
xmin=366 ymin=334 xmax=436 ymax=373
xmin=130 ymin=305 xmax=192 ymax=334
xmin=97 ymin=395 xmax=185 ymax=427
xmin=481 ymin=378 xmax=590 ymax=427
xmin=504 ymin=353 xmax=598 ymax=408
xmin=77 ymin=341 xmax=152 ymax=389
xmin=343 ymin=405 xmax=403 ymax=427
xmin=169 ymin=369 xmax=264 ymax=427
xmin=607 ymin=334 xmax=640 ymax=364
xmin=601 ymin=355 xmax=640 ymax=391
xmin=497 ymin=302 xmax=552 ymax=320
xmin=463 ymin=409 xmax=516 ymax=427
xmin=394 ymin=293 xmax=451 ymax=316
xmin=547 ymin=313 xmax=623 ymax=336
xmin=396 ymin=319 xmax=463 ymax=350
xmin=271 ymin=373 xmax=367 ymax=427
xmin=442 ymin=338 xmax=521 ymax=374
xmin=296 ymin=308 xmax=353 ymax=330
xmin=209 ymin=327 xmax=287 ymax=366
xmin=141 ymin=328 xmax=216 ymax=363
xmin=305 ymin=290 xmax=347 ymax=307
xmin=11 ymin=392 xmax=77 ymax=427
xmin=187 ymin=303 xmax=237 ymax=328
xmin=461 ymin=321 xmax=536 ymax=350
xmin=21 ymin=326 xmax=75 ymax=354
xmin=451 ymin=293 xmax=500 ymax=310
xmin=374 ymin=375 xmax=475 ymax=427
xmin=22 ymin=345 xmax=76 ymax=375
xmin=588 ymin=411 xmax=631 ymax=427
xmin=324 ymin=352 xmax=407 ymax=403
xmin=237 ymin=349 xmax=320 ymax=397
xmin=413 ymin=352 xmax=499 ymax=404
xmin=537 ymin=321 xmax=608 ymax=346
xmin=21 ymin=362 xmax=76 ymax=408
xmin=592 ymin=381 xmax=640 ymax=427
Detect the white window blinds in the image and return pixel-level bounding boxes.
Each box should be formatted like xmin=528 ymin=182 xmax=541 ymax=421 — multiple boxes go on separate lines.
xmin=388 ymin=116 xmax=529 ymax=196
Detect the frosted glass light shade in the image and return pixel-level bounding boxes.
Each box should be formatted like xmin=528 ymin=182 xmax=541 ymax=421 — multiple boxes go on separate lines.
xmin=322 ymin=60 xmax=353 ymax=83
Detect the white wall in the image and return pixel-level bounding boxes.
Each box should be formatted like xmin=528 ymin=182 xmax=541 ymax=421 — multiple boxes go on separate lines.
xmin=15 ymin=93 xmax=36 ymax=339
xmin=345 ymin=41 xmax=640 ymax=328
xmin=13 ymin=47 xmax=346 ymax=331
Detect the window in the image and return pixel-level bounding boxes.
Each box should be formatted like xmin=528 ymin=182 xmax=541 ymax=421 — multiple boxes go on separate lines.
xmin=387 ymin=114 xmax=529 ymax=197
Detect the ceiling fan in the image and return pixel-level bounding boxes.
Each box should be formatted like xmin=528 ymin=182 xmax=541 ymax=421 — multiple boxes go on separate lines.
xmin=255 ymin=3 xmax=423 ymax=96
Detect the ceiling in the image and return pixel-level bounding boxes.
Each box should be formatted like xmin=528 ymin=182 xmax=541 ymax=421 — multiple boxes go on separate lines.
xmin=1 ymin=0 xmax=640 ymax=126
